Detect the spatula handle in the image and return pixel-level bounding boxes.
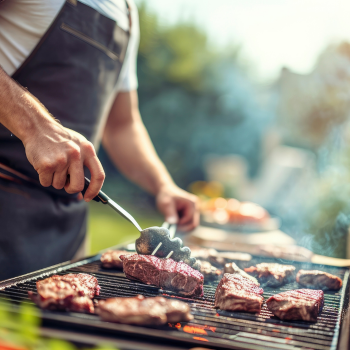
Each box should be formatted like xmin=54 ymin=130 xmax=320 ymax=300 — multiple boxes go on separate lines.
xmin=81 ymin=177 xmax=109 ymax=203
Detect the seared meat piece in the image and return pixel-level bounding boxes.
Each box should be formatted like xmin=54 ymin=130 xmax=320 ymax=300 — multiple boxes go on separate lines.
xmin=35 ymin=274 xmax=100 ymax=298
xmin=71 ymin=273 xmax=100 ymax=297
xmin=121 ymin=254 xmax=204 ymax=297
xmin=101 ymin=250 xmax=129 ymax=269
xmin=29 ymin=291 xmax=94 ymax=313
xmin=266 ymin=289 xmax=324 ymax=322
xmin=97 ymin=295 xmax=166 ymax=325
xmin=155 ymin=297 xmax=193 ymax=323
xmin=198 ymin=260 xmax=222 ymax=279
xmin=97 ymin=295 xmax=193 ymax=325
xmin=190 ymin=247 xmax=225 ymax=266
xmin=190 ymin=247 xmax=251 ymax=266
xmin=224 ymin=262 xmax=259 ymax=286
xmin=244 ymin=263 xmax=295 ymax=287
xmin=214 ymin=274 xmax=264 ymax=313
xmin=40 ymin=273 xmax=100 ymax=298
xmin=296 ymin=270 xmax=342 ymax=290
xmin=28 ymin=274 xmax=99 ymax=313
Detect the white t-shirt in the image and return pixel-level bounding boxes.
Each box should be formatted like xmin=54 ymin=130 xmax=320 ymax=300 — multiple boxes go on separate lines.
xmin=0 ymin=0 xmax=139 ymax=92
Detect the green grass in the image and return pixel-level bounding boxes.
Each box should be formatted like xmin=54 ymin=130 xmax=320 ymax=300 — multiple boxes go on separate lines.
xmin=88 ymin=201 xmax=163 ymax=255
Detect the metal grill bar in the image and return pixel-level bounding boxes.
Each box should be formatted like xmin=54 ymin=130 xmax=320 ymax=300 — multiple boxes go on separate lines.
xmin=0 ymin=254 xmax=349 ymax=350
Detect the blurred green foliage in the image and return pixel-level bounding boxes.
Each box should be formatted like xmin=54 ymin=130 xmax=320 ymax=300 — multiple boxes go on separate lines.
xmin=137 ymin=2 xmax=215 ymax=91
xmin=0 ymin=300 xmax=119 ymax=350
xmin=100 ymin=2 xmax=269 ymax=197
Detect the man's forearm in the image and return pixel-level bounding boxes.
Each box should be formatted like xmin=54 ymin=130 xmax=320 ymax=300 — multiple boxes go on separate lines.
xmin=0 ymin=67 xmax=55 ymax=144
xmin=0 ymin=67 xmax=105 ymax=199
xmin=102 ymin=91 xmax=175 ymax=196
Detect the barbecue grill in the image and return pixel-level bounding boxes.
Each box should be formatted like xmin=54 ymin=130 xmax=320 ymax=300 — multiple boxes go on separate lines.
xmin=1 ymin=245 xmax=350 ymax=350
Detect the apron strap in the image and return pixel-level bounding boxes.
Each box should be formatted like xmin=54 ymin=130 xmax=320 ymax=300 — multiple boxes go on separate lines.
xmin=0 ymin=162 xmax=39 ymax=185
xmin=125 ymin=0 xmax=132 ymax=33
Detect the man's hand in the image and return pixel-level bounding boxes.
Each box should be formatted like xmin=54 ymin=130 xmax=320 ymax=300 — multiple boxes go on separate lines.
xmin=0 ymin=67 xmax=104 ymax=201
xmin=23 ymin=122 xmax=105 ymax=202
xmin=156 ymin=185 xmax=200 ymax=231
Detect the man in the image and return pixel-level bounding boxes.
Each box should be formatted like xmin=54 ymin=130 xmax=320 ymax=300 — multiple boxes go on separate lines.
xmin=0 ymin=0 xmax=199 ymax=280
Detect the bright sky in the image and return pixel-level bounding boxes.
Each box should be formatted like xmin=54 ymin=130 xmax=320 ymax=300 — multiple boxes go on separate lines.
xmin=135 ymin=0 xmax=350 ymax=82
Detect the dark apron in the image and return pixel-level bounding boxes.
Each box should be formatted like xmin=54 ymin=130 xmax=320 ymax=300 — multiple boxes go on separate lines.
xmin=0 ymin=0 xmax=130 ymax=280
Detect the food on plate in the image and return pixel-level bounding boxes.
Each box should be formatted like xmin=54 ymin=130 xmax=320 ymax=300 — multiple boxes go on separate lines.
xmin=101 ymin=250 xmax=129 ymax=269
xmin=266 ymin=289 xmax=324 ymax=322
xmin=201 ymin=198 xmax=270 ymax=226
xmin=296 ymin=270 xmax=342 ymax=290
xmin=214 ymin=273 xmax=264 ymax=313
xmin=224 ymin=262 xmax=259 ymax=285
xmin=198 ymin=260 xmax=222 ymax=279
xmin=121 ymin=254 xmax=204 ymax=297
xmin=28 ymin=274 xmax=100 ymax=313
xmin=97 ymin=295 xmax=193 ymax=325
xmin=244 ymin=263 xmax=295 ymax=287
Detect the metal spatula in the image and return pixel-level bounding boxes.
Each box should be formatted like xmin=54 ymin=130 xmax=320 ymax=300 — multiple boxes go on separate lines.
xmin=83 ymin=177 xmax=200 ymax=269
xmin=83 ymin=177 xmax=142 ymax=232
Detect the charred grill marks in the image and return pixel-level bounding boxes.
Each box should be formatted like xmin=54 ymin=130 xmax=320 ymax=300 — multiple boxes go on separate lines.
xmin=214 ymin=274 xmax=264 ymax=313
xmin=266 ymin=289 xmax=324 ymax=322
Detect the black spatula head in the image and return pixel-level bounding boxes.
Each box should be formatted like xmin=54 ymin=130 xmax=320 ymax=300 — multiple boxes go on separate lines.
xmin=135 ymin=226 xmax=200 ymax=270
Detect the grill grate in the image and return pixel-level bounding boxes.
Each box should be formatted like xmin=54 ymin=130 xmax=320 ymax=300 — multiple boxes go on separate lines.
xmin=0 ymin=253 xmax=349 ymax=350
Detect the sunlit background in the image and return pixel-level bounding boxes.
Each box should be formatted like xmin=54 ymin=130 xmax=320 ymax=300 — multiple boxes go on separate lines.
xmin=89 ymin=0 xmax=350 ymax=259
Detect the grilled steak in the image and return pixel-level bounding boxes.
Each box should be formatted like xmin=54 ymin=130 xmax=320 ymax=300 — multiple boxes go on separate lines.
xmin=266 ymin=289 xmax=324 ymax=322
xmin=121 ymin=254 xmax=204 ymax=297
xmin=198 ymin=260 xmax=222 ymax=279
xmin=190 ymin=247 xmax=225 ymax=266
xmin=244 ymin=263 xmax=295 ymax=287
xmin=97 ymin=295 xmax=193 ymax=325
xmin=28 ymin=274 xmax=99 ymax=313
xmin=155 ymin=297 xmax=193 ymax=323
xmin=224 ymin=262 xmax=259 ymax=285
xmin=101 ymin=250 xmax=129 ymax=269
xmin=296 ymin=270 xmax=342 ymax=290
xmin=214 ymin=273 xmax=264 ymax=313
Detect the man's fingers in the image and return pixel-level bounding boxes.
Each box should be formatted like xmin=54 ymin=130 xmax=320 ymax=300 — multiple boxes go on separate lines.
xmin=178 ymin=198 xmax=198 ymax=225
xmin=64 ymin=161 xmax=85 ymax=194
xmin=83 ymin=155 xmax=105 ymax=202
xmin=52 ymin=169 xmax=68 ymax=190
xmin=178 ymin=210 xmax=200 ymax=232
xmin=158 ymin=195 xmax=179 ymax=224
xmin=38 ymin=171 xmax=54 ymax=187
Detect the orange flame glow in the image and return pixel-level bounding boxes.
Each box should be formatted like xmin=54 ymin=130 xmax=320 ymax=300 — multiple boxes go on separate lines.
xmin=183 ymin=326 xmax=208 ymax=335
xmin=182 ymin=325 xmax=216 ymax=335
xmin=193 ymin=337 xmax=209 ymax=342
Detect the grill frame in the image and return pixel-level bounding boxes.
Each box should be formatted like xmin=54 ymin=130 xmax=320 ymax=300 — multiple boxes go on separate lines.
xmin=1 ymin=249 xmax=350 ymax=350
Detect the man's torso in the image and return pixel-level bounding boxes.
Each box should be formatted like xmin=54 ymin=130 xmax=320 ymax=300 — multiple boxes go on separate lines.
xmin=0 ymin=0 xmax=130 ymax=76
